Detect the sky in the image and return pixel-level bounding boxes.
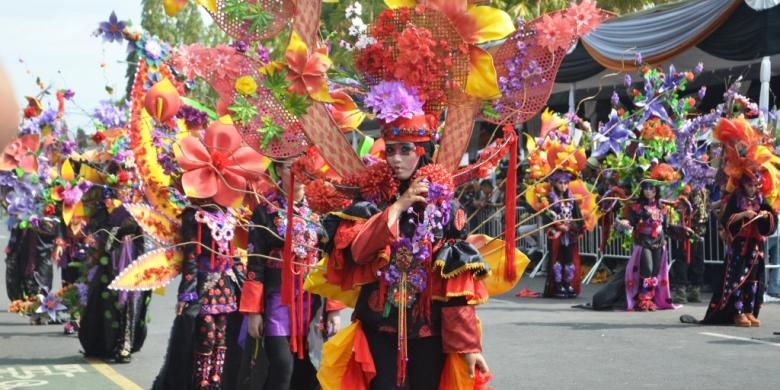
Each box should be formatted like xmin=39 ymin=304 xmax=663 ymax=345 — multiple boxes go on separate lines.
xmin=0 ymin=1 xmax=142 ymax=131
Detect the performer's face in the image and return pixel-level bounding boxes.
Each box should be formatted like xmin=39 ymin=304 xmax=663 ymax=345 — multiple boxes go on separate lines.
xmin=276 ymin=161 xmax=304 ymax=195
xmin=642 ymin=185 xmax=656 ymax=200
xmin=743 ymin=181 xmax=757 ymax=197
xmin=385 ymin=141 xmax=420 ymax=181
xmin=554 ymin=179 xmax=569 ymax=193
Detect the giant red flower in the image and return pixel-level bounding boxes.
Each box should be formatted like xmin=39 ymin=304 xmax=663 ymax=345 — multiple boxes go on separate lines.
xmin=175 ymin=118 xmax=267 ymax=208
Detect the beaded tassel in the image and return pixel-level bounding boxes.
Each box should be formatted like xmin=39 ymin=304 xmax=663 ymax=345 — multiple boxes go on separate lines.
xmin=396 ymin=272 xmax=408 ymax=387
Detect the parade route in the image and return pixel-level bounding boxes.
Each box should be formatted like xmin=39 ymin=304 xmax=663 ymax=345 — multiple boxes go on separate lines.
xmin=3 ymin=227 xmax=780 ymax=390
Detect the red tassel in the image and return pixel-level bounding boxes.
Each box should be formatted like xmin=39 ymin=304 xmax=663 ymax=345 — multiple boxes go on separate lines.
xmin=197 ymin=223 xmax=202 ymax=255
xmin=282 ymin=171 xmax=297 ymax=354
xmin=503 ymin=128 xmax=518 ymax=282
xmin=296 ymin=272 xmax=305 ymax=359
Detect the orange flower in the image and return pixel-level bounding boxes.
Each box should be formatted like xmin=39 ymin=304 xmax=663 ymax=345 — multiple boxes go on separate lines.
xmin=641 ymin=118 xmax=674 ymax=141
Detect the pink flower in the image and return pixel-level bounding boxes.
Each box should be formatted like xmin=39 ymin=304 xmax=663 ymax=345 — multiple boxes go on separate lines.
xmin=566 ymin=0 xmax=603 ymax=36
xmin=534 ymin=12 xmax=575 ymax=52
xmin=171 ymin=43 xmax=205 ymax=80
xmin=175 ymin=119 xmax=267 ymax=208
xmin=0 ymin=134 xmax=39 ymax=173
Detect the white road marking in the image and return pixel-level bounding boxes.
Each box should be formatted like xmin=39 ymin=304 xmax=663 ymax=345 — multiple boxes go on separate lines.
xmin=699 ymin=331 xmax=780 ymax=347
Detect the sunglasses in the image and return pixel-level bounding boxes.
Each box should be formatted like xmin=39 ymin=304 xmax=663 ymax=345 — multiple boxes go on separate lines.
xmin=385 ymin=143 xmax=416 ymax=157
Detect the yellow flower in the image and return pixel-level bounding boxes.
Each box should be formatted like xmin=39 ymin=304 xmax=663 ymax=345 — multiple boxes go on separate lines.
xmin=235 ymin=76 xmax=257 ymax=96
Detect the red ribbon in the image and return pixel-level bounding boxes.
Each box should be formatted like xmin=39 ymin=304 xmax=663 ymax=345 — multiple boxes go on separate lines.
xmin=504 ymin=126 xmax=518 ymax=282
xmin=282 ymin=171 xmax=297 ymax=354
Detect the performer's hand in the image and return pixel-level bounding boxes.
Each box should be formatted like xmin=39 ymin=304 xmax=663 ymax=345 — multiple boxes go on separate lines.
xmin=389 ymin=178 xmax=428 ymax=225
xmin=742 ymin=210 xmax=757 ymax=220
xmin=247 ymin=314 xmax=264 ymax=339
xmin=758 ymin=210 xmax=771 ymax=220
xmin=462 ymin=352 xmax=490 ymax=378
xmin=396 ymin=178 xmax=428 ymax=209
xmin=175 ymin=302 xmax=186 ymax=316
xmin=326 ymin=311 xmax=341 ymax=336
xmin=84 ymin=234 xmax=96 ymax=247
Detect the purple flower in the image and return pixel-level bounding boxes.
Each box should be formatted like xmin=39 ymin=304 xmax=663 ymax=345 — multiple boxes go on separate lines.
xmin=177 ymin=105 xmax=208 ymax=128
xmin=98 ymin=12 xmax=126 ymax=43
xmin=232 ymin=40 xmax=248 ymax=53
xmin=62 ymin=89 xmax=75 ymax=100
xmin=75 ymin=283 xmax=89 ymax=306
xmin=60 ymin=140 xmax=77 ymax=156
xmin=38 ymin=109 xmax=57 ymax=128
xmin=93 ymin=100 xmax=128 ymax=128
xmin=698 ymin=86 xmax=707 ymax=100
xmin=256 ymin=46 xmax=271 ymax=65
xmin=635 ymin=52 xmax=643 ymax=65
xmin=624 ymin=74 xmax=632 ymax=87
xmin=611 ymin=91 xmax=620 ymax=107
xmin=62 ymin=184 xmax=84 ymax=206
xmin=694 ymin=62 xmax=704 ymax=75
xmin=36 ymin=292 xmax=67 ymax=321
xmin=593 ymin=110 xmax=633 ymax=158
xmin=364 ymin=81 xmax=424 ymax=123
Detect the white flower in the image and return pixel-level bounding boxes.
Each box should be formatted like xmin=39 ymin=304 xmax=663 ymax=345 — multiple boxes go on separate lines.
xmin=348 ymin=25 xmax=360 ymax=37
xmin=355 ymin=35 xmax=376 ymax=50
xmin=345 ymin=2 xmax=362 ymax=18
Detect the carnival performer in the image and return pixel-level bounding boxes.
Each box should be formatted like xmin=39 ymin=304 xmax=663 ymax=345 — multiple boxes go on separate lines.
xmin=79 ymin=179 xmax=151 ymax=362
xmin=703 ymin=173 xmax=775 ymax=326
xmin=5 ymin=224 xmax=55 ymax=302
xmin=238 ymin=158 xmax=343 ymax=389
xmin=319 ymin=109 xmax=491 ymax=388
xmin=542 ymin=169 xmax=585 ymax=298
xmin=524 ymin=110 xmax=596 ymax=299
xmin=670 ymin=187 xmax=707 ymax=304
xmin=152 ymin=117 xmax=270 ymax=390
xmin=617 ymin=164 xmax=691 ymax=311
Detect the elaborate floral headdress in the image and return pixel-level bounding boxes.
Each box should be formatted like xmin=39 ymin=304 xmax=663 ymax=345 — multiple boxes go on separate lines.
xmin=713 ymin=116 xmax=780 ymax=206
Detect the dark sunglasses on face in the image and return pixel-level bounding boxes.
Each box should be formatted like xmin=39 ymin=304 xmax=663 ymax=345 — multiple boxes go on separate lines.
xmin=385 ymin=143 xmax=416 ymax=157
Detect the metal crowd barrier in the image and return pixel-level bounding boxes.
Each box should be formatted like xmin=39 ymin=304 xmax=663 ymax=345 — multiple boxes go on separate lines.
xmin=468 ymin=207 xmax=780 ymax=283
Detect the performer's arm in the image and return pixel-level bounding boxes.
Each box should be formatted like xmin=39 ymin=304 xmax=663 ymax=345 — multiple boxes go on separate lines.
xmin=350 ymin=207 xmax=398 ymax=264
xmin=239 ymin=206 xmax=271 ymax=314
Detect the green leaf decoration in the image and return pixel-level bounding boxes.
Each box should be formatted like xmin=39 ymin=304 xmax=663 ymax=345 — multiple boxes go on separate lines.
xmin=284 ymin=92 xmax=311 ymax=117
xmin=222 ymin=0 xmax=253 ymax=22
xmin=245 ymin=5 xmax=274 ymax=36
xmin=257 ymin=116 xmax=285 ymax=149
xmin=228 ymin=95 xmax=258 ymax=126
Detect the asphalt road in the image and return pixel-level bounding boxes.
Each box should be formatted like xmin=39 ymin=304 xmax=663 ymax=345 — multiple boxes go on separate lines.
xmin=1 ymin=225 xmax=779 ymax=389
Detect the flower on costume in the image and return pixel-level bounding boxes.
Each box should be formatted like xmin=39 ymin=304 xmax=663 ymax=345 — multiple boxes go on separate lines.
xmin=234 ymin=76 xmax=258 ymax=96
xmin=364 ymin=81 xmax=424 ymax=123
xmin=134 ymin=34 xmax=171 ymax=67
xmin=0 ymin=134 xmax=40 ymax=173
xmin=384 ymin=0 xmax=515 ymax=99
xmin=175 ymin=117 xmax=267 ymax=208
xmin=36 ymin=292 xmax=66 ymax=321
xmin=283 ymin=32 xmax=334 ymax=102
xmin=327 ymin=89 xmax=366 ymax=132
xmin=566 ymin=0 xmax=602 ymax=36
xmin=98 ymin=12 xmax=126 ymax=43
xmin=535 ymin=12 xmax=575 ymax=52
